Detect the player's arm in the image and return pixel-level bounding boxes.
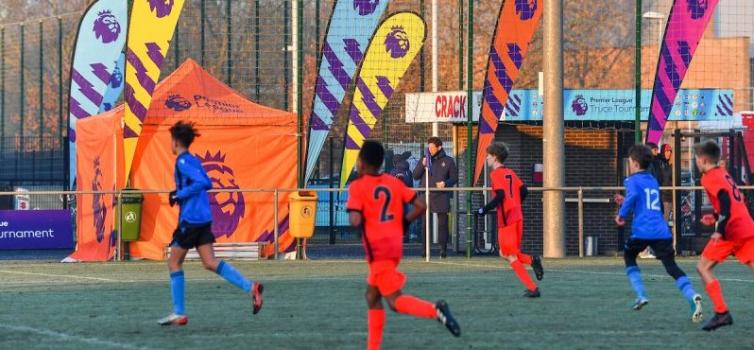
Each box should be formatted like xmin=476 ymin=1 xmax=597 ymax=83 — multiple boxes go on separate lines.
xmin=346 ymin=185 xmax=364 ymax=227
xmin=175 ymin=161 xmax=212 ymax=199
xmin=405 ymin=196 xmax=426 ymax=223
xmin=349 ymin=211 xmax=363 ymax=227
xmin=713 ymin=190 xmax=731 ymax=239
xmin=616 ymin=180 xmax=637 ymax=224
xmin=478 ymin=190 xmax=505 ymax=215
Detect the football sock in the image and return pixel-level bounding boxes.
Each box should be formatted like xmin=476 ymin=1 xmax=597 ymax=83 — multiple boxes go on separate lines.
xmin=394 ymin=295 xmax=436 ymax=319
xmin=625 ymin=266 xmax=647 ymax=299
xmin=511 ymin=260 xmax=537 ymax=291
xmin=674 ymin=275 xmax=697 ymax=301
xmin=705 ymin=279 xmax=728 ymax=314
xmin=367 ymin=309 xmax=386 ymax=350
xmin=216 ymin=260 xmax=253 ymax=293
xmin=170 ymin=270 xmax=186 ymax=315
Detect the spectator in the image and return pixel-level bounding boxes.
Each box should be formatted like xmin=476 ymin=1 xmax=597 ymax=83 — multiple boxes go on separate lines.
xmin=413 ymin=137 xmax=458 ymax=258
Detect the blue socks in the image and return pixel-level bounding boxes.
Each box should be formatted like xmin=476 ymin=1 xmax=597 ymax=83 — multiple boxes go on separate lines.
xmin=216 ymin=260 xmax=253 ymax=293
xmin=675 ymin=275 xmax=697 ymax=301
xmin=626 ymin=266 xmax=647 ymax=299
xmin=170 ymin=270 xmax=186 ymax=315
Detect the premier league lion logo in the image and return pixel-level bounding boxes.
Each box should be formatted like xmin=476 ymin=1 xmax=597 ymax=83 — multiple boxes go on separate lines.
xmin=149 ymin=0 xmax=175 ymax=18
xmin=165 ymin=95 xmax=192 ymax=112
xmin=687 ymin=0 xmax=709 ymax=20
xmin=197 ymin=151 xmax=245 ymax=238
xmin=515 ymin=0 xmax=538 ymax=21
xmin=92 ymin=10 xmax=121 ymax=44
xmin=353 ymin=0 xmax=380 ymax=16
xmin=385 ymin=26 xmax=410 ymax=59
xmin=571 ymin=95 xmax=588 ymax=116
xmin=92 ymin=157 xmax=107 ymax=243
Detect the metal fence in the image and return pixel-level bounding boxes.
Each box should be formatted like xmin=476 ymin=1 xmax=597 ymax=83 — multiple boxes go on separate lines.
xmin=5 ymin=183 xmax=754 ymax=260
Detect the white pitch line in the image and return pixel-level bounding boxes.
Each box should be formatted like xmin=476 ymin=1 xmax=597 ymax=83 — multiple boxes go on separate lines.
xmin=0 ymin=323 xmax=165 ymax=350
xmin=0 ymin=269 xmax=119 ymax=282
xmin=426 ymin=260 xmax=754 ymax=284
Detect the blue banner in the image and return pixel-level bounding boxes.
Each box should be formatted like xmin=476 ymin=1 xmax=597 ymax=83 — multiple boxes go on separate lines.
xmin=0 ymin=210 xmax=74 ymax=250
xmin=501 ymin=89 xmax=734 ymax=121
xmin=68 ymin=0 xmax=128 ymax=189
xmin=304 ymin=0 xmax=389 ymax=185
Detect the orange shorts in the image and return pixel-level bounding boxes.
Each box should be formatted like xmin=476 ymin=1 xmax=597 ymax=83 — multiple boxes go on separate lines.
xmin=498 ymin=221 xmax=524 ymax=257
xmin=367 ymin=260 xmax=406 ymax=296
xmin=702 ymin=237 xmax=754 ymax=264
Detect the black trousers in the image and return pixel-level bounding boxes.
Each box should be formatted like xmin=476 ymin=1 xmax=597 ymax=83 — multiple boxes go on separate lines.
xmin=422 ymin=212 xmax=449 ymax=253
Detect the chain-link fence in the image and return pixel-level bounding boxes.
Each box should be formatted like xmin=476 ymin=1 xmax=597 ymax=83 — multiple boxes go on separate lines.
xmin=0 ymin=0 xmax=751 ymax=258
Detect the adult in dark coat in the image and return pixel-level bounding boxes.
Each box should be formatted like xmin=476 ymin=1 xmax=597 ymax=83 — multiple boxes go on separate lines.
xmin=413 ymin=137 xmax=458 ymax=257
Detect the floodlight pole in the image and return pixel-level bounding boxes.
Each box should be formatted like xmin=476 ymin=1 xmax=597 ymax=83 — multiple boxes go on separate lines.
xmin=465 ymin=0 xmax=473 ymax=259
xmin=543 ymin=0 xmax=565 ymax=258
xmin=635 ymin=0 xmax=643 ymax=144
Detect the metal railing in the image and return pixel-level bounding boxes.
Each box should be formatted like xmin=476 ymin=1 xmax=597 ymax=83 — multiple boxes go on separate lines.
xmin=3 ymin=183 xmax=751 ymax=261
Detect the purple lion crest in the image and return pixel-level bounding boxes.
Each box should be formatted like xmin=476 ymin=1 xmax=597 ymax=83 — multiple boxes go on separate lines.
xmin=149 ymin=0 xmax=175 ymax=18
xmin=515 ymin=0 xmax=538 ymax=21
xmin=571 ymin=95 xmax=588 ymax=116
xmin=687 ymin=0 xmax=709 ymax=20
xmin=109 ymin=64 xmax=123 ymax=89
xmin=197 ymin=151 xmax=246 ymax=238
xmin=92 ymin=157 xmax=107 ymax=243
xmin=165 ymin=95 xmax=192 ymax=112
xmin=92 ymin=10 xmax=121 ymax=44
xmin=353 ymin=0 xmax=380 ymax=16
xmin=385 ymin=26 xmax=410 ymax=59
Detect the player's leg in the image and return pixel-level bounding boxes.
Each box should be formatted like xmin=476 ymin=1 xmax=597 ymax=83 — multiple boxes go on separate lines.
xmin=500 ymin=225 xmax=538 ymax=297
xmin=623 ymin=239 xmax=648 ymax=309
xmin=653 ymin=240 xmax=702 ymax=322
xmin=159 ymin=245 xmax=189 ymax=325
xmin=196 ymin=243 xmax=264 ymax=314
xmin=365 ymin=285 xmax=385 ymax=350
xmin=697 ymin=243 xmax=733 ymax=331
xmin=383 ymin=290 xmax=461 ymax=337
xmin=372 ymin=261 xmax=460 ymax=337
xmin=515 ymin=222 xmax=543 ymax=280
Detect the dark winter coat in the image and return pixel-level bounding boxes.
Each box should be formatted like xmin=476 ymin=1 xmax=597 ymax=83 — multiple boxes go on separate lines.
xmin=412 ymin=149 xmax=458 ymax=213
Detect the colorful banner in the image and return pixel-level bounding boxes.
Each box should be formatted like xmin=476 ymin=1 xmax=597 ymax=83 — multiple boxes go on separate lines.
xmin=68 ymin=0 xmax=128 ymax=189
xmin=99 ymin=52 xmax=126 ymax=112
xmin=123 ymin=0 xmax=186 ymax=179
xmin=69 ymin=109 xmax=124 ymax=262
xmin=304 ymin=0 xmax=389 ymax=185
xmin=474 ymin=0 xmax=543 ymax=184
xmin=406 ymin=89 xmax=734 ymax=123
xmin=339 ymin=12 xmax=427 ymax=188
xmin=646 ymin=0 xmax=720 ymax=144
xmin=0 ymin=210 xmax=73 ymax=250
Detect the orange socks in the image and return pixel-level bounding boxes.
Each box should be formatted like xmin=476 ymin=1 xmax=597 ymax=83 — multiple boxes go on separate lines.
xmin=706 ymin=279 xmax=729 ymax=314
xmin=367 ymin=309 xmax=385 ymax=350
xmin=518 ymin=254 xmax=532 ymax=265
xmin=511 ymin=260 xmax=537 ymax=291
xmin=394 ymin=295 xmax=437 ymax=319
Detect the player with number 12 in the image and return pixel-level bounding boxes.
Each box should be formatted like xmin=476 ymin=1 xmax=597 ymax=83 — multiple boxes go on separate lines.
xmin=615 ymin=144 xmax=702 ymax=321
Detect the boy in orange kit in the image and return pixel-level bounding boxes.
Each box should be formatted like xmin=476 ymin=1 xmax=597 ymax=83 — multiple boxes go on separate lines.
xmin=478 ymin=142 xmax=543 ymax=297
xmin=694 ymin=140 xmax=754 ymax=331
xmin=347 ymin=140 xmax=461 ymax=350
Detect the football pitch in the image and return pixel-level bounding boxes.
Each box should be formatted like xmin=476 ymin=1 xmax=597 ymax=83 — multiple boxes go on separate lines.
xmin=1 ymin=257 xmax=754 ymax=349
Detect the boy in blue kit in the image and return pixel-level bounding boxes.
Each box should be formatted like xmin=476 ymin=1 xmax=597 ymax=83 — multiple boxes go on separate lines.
xmin=158 ymin=121 xmax=263 ymax=326
xmin=615 ymin=144 xmax=703 ymax=322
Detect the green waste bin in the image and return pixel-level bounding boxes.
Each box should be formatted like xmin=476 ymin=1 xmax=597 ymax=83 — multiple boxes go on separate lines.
xmin=119 ymin=190 xmax=144 ymax=242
